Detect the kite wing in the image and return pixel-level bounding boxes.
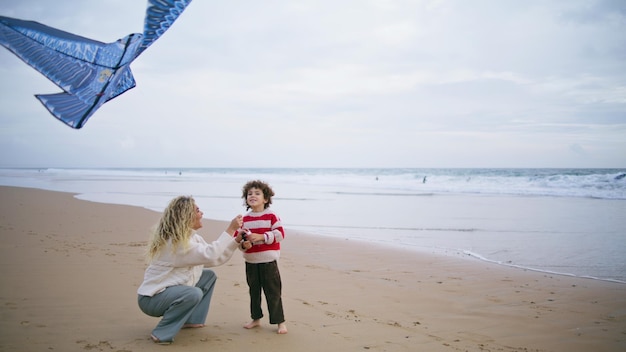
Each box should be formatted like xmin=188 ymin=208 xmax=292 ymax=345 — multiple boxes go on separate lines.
xmin=0 ymin=0 xmax=193 ymax=129
xmin=137 ymin=0 xmax=193 ymax=57
xmin=0 ymin=16 xmax=108 ymax=96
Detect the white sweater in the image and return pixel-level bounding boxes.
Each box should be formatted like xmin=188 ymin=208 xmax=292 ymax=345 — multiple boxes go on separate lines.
xmin=137 ymin=232 xmax=238 ymax=296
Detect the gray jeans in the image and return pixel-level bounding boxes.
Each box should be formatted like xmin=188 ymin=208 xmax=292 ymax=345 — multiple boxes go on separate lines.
xmin=138 ymin=269 xmax=217 ymax=342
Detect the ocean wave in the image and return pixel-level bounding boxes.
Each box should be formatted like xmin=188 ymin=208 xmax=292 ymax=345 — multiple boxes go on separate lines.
xmin=2 ymin=167 xmax=624 ymax=200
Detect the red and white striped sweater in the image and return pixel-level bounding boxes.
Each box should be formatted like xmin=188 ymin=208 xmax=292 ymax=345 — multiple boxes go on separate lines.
xmin=240 ymin=208 xmax=285 ymax=264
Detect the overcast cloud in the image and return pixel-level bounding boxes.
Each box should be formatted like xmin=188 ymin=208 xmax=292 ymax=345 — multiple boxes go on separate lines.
xmin=1 ymin=0 xmax=625 ymax=168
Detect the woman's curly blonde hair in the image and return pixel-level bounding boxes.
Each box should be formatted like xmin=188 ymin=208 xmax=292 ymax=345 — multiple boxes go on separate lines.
xmin=146 ymin=196 xmax=196 ymax=261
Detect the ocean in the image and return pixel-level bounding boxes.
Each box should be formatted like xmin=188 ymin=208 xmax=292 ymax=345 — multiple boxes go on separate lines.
xmin=1 ymin=167 xmax=625 ymax=283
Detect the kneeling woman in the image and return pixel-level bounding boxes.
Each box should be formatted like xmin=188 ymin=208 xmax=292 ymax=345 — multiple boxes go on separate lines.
xmin=137 ymin=196 xmax=247 ymax=344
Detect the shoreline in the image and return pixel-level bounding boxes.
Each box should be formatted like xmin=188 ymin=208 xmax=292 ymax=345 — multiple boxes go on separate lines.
xmin=1 ymin=186 xmax=625 ymax=351
xmin=460 ymin=250 xmax=626 ymax=285
xmin=2 ymin=168 xmax=625 ymax=283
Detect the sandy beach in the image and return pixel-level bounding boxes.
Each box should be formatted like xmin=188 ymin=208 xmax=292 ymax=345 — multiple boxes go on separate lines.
xmin=0 ymin=186 xmax=624 ymax=352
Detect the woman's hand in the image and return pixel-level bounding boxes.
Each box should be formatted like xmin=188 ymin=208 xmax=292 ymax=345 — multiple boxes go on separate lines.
xmin=227 ymin=215 xmax=243 ymax=235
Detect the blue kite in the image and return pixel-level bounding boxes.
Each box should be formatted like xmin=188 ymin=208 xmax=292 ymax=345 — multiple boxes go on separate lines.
xmin=0 ymin=0 xmax=193 ymax=129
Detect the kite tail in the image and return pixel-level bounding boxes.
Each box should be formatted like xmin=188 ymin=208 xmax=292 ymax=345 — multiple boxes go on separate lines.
xmin=36 ymin=93 xmax=101 ymax=129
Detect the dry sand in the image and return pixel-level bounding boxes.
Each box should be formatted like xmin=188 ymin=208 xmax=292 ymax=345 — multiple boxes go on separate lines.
xmin=0 ymin=186 xmax=624 ymax=352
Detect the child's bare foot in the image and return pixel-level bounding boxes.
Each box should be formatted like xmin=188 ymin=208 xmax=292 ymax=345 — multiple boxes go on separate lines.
xmin=277 ymin=322 xmax=288 ymax=334
xmin=182 ymin=323 xmax=205 ymax=329
xmin=243 ymin=319 xmax=261 ymax=329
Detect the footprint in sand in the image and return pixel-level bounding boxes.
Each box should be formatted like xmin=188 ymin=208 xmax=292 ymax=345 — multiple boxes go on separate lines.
xmin=80 ymin=340 xmax=115 ymax=350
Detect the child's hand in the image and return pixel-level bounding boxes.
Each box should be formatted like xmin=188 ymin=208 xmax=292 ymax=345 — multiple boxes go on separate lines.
xmin=247 ymin=233 xmax=266 ymax=243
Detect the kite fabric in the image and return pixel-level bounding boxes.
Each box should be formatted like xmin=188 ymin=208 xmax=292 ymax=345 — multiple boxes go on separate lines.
xmin=0 ymin=0 xmax=193 ymax=129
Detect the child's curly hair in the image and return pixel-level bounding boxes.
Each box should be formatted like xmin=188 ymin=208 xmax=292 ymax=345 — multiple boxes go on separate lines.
xmin=241 ymin=180 xmax=275 ymax=210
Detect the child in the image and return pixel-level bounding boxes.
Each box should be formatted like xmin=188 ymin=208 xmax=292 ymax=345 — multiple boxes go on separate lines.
xmin=236 ymin=180 xmax=288 ymax=334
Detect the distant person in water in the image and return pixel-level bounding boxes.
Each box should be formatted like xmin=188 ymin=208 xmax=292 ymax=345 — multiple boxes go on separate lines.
xmin=236 ymin=180 xmax=288 ymax=334
xmin=423 ymin=176 xmax=427 ymax=184
xmin=137 ymin=196 xmax=246 ymax=345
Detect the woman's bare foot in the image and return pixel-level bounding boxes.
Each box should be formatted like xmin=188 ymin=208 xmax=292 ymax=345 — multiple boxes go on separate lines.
xmin=243 ymin=319 xmax=261 ymax=329
xmin=150 ymin=334 xmax=172 ymax=345
xmin=277 ymin=322 xmax=288 ymax=334
xmin=182 ymin=323 xmax=205 ymax=329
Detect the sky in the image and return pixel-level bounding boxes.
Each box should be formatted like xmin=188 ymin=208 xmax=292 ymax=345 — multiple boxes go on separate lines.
xmin=0 ymin=0 xmax=625 ymax=168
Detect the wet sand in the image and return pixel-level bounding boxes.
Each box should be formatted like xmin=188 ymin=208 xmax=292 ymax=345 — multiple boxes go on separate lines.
xmin=0 ymin=186 xmax=624 ymax=351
